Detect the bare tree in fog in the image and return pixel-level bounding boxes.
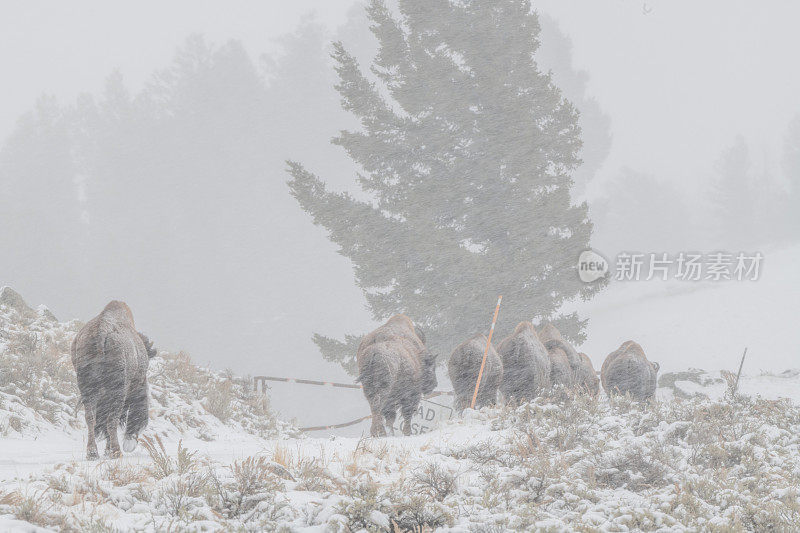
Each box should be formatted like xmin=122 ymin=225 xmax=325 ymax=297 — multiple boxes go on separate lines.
xmin=288 ymin=0 xmax=604 ymax=374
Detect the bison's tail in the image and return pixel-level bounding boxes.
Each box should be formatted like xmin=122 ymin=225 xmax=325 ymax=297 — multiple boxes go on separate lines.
xmin=94 ymin=334 xmax=127 ymax=442
xmin=121 ymin=383 xmax=149 ymax=452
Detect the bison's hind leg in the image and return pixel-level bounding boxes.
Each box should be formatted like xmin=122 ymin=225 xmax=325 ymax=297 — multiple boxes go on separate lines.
xmin=476 ymin=389 xmax=496 ymax=410
xmin=83 ymin=400 xmax=99 ymax=460
xmin=96 ymin=386 xmax=125 ymax=458
xmin=453 ymin=394 xmax=469 ymax=415
xmin=365 ymin=392 xmax=387 ymax=438
xmin=370 ymin=415 xmax=387 ymax=437
xmin=382 ymin=405 xmax=398 ymax=436
xmin=400 ymin=393 xmax=421 ymax=436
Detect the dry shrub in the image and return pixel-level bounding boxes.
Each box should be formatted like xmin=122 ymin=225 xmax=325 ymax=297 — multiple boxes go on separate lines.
xmin=72 ymin=517 xmax=118 ymax=533
xmin=391 ymin=493 xmax=453 ymax=531
xmin=335 ymin=479 xmax=388 ymax=531
xmin=203 ymin=378 xmax=234 ymax=422
xmin=0 ymin=330 xmax=77 ymax=429
xmin=589 ymin=446 xmax=669 ymax=490
xmin=160 ymin=351 xmax=203 ymax=386
xmin=141 ymin=435 xmax=197 ymax=479
xmin=162 ymin=471 xmax=209 ymax=517
xmin=295 ymin=457 xmax=337 ymax=492
xmin=272 ymin=442 xmax=291 ymax=468
xmin=0 ymin=490 xmax=22 ymax=507
xmin=207 ymin=456 xmax=285 ymax=520
xmin=450 ymin=439 xmax=513 ymax=468
xmin=412 ymin=462 xmax=458 ymax=502
xmin=102 ymin=460 xmax=149 ymax=487
xmin=13 ymin=489 xmax=56 ymax=528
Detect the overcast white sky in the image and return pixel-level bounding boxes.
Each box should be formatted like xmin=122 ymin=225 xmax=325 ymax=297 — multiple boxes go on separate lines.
xmin=536 ymin=0 xmax=800 ymax=194
xmin=3 ymin=0 xmax=800 ymax=194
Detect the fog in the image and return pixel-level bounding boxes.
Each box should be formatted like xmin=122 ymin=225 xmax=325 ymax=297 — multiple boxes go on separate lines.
xmin=2 ymin=0 xmax=799 ymax=426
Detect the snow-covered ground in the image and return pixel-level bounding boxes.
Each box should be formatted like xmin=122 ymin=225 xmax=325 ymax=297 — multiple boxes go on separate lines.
xmin=1 ymin=245 xmax=799 ymax=530
xmin=2 ymin=383 xmax=799 ymax=531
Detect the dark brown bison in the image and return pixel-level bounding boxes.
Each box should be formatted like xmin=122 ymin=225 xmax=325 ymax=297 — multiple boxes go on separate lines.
xmin=537 ymin=324 xmax=575 ymax=388
xmin=71 ymin=301 xmax=156 ymax=459
xmin=447 ymin=334 xmax=503 ymax=413
xmin=356 ymin=315 xmax=437 ymax=437
xmin=577 ymin=352 xmax=600 ymax=396
xmin=539 ymin=323 xmax=598 ymax=395
xmin=497 ymin=322 xmax=551 ymax=402
xmin=601 ymin=341 xmax=659 ymax=400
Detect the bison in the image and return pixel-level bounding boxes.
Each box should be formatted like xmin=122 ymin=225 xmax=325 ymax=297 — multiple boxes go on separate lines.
xmin=497 ymin=322 xmax=551 ymax=402
xmin=601 ymin=341 xmax=659 ymax=400
xmin=576 ymin=352 xmax=600 ymax=396
xmin=72 ymin=301 xmax=156 ymax=459
xmin=537 ymin=324 xmax=575 ymax=388
xmin=356 ymin=315 xmax=437 ymax=437
xmin=447 ymin=334 xmax=503 ymax=413
xmin=539 ymin=323 xmax=598 ymax=395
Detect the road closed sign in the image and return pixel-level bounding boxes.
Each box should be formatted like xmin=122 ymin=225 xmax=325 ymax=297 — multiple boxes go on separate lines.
xmin=390 ymin=398 xmax=454 ymax=435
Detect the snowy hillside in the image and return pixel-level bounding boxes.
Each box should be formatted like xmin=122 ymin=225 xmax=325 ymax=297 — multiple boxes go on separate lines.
xmin=0 ymin=287 xmax=295 ymax=443
xmin=0 ymin=287 xmax=295 ymax=467
xmin=2 ymin=388 xmax=799 ymax=531
xmin=2 ymin=287 xmax=800 ymax=531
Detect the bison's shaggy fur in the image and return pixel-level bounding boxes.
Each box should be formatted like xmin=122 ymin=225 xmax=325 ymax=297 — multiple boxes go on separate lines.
xmin=539 ymin=324 xmax=599 ymax=396
xmin=542 ymin=339 xmax=599 ymax=396
xmin=537 ymin=323 xmax=562 ymax=345
xmin=71 ymin=301 xmax=156 ymax=459
xmin=447 ymin=334 xmax=503 ymax=413
xmin=497 ymin=322 xmax=551 ymax=402
xmin=356 ymin=315 xmax=437 ymax=436
xmin=577 ymin=352 xmax=600 ymax=396
xmin=539 ymin=323 xmax=601 ymax=394
xmin=537 ymin=323 xmax=575 ymax=388
xmin=601 ymin=341 xmax=659 ymax=400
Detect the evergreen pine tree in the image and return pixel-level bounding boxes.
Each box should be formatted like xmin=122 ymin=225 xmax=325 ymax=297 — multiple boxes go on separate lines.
xmin=288 ymin=0 xmax=603 ymax=374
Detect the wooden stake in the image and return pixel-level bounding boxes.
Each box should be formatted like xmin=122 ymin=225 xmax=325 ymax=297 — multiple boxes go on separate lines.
xmin=733 ymin=347 xmax=747 ymax=396
xmin=470 ymin=296 xmax=503 ymax=409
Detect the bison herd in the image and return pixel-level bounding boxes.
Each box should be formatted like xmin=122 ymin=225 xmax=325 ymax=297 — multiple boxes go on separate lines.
xmin=360 ymin=315 xmax=660 ymax=437
xmin=71 ymin=302 xmax=661 ymax=456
